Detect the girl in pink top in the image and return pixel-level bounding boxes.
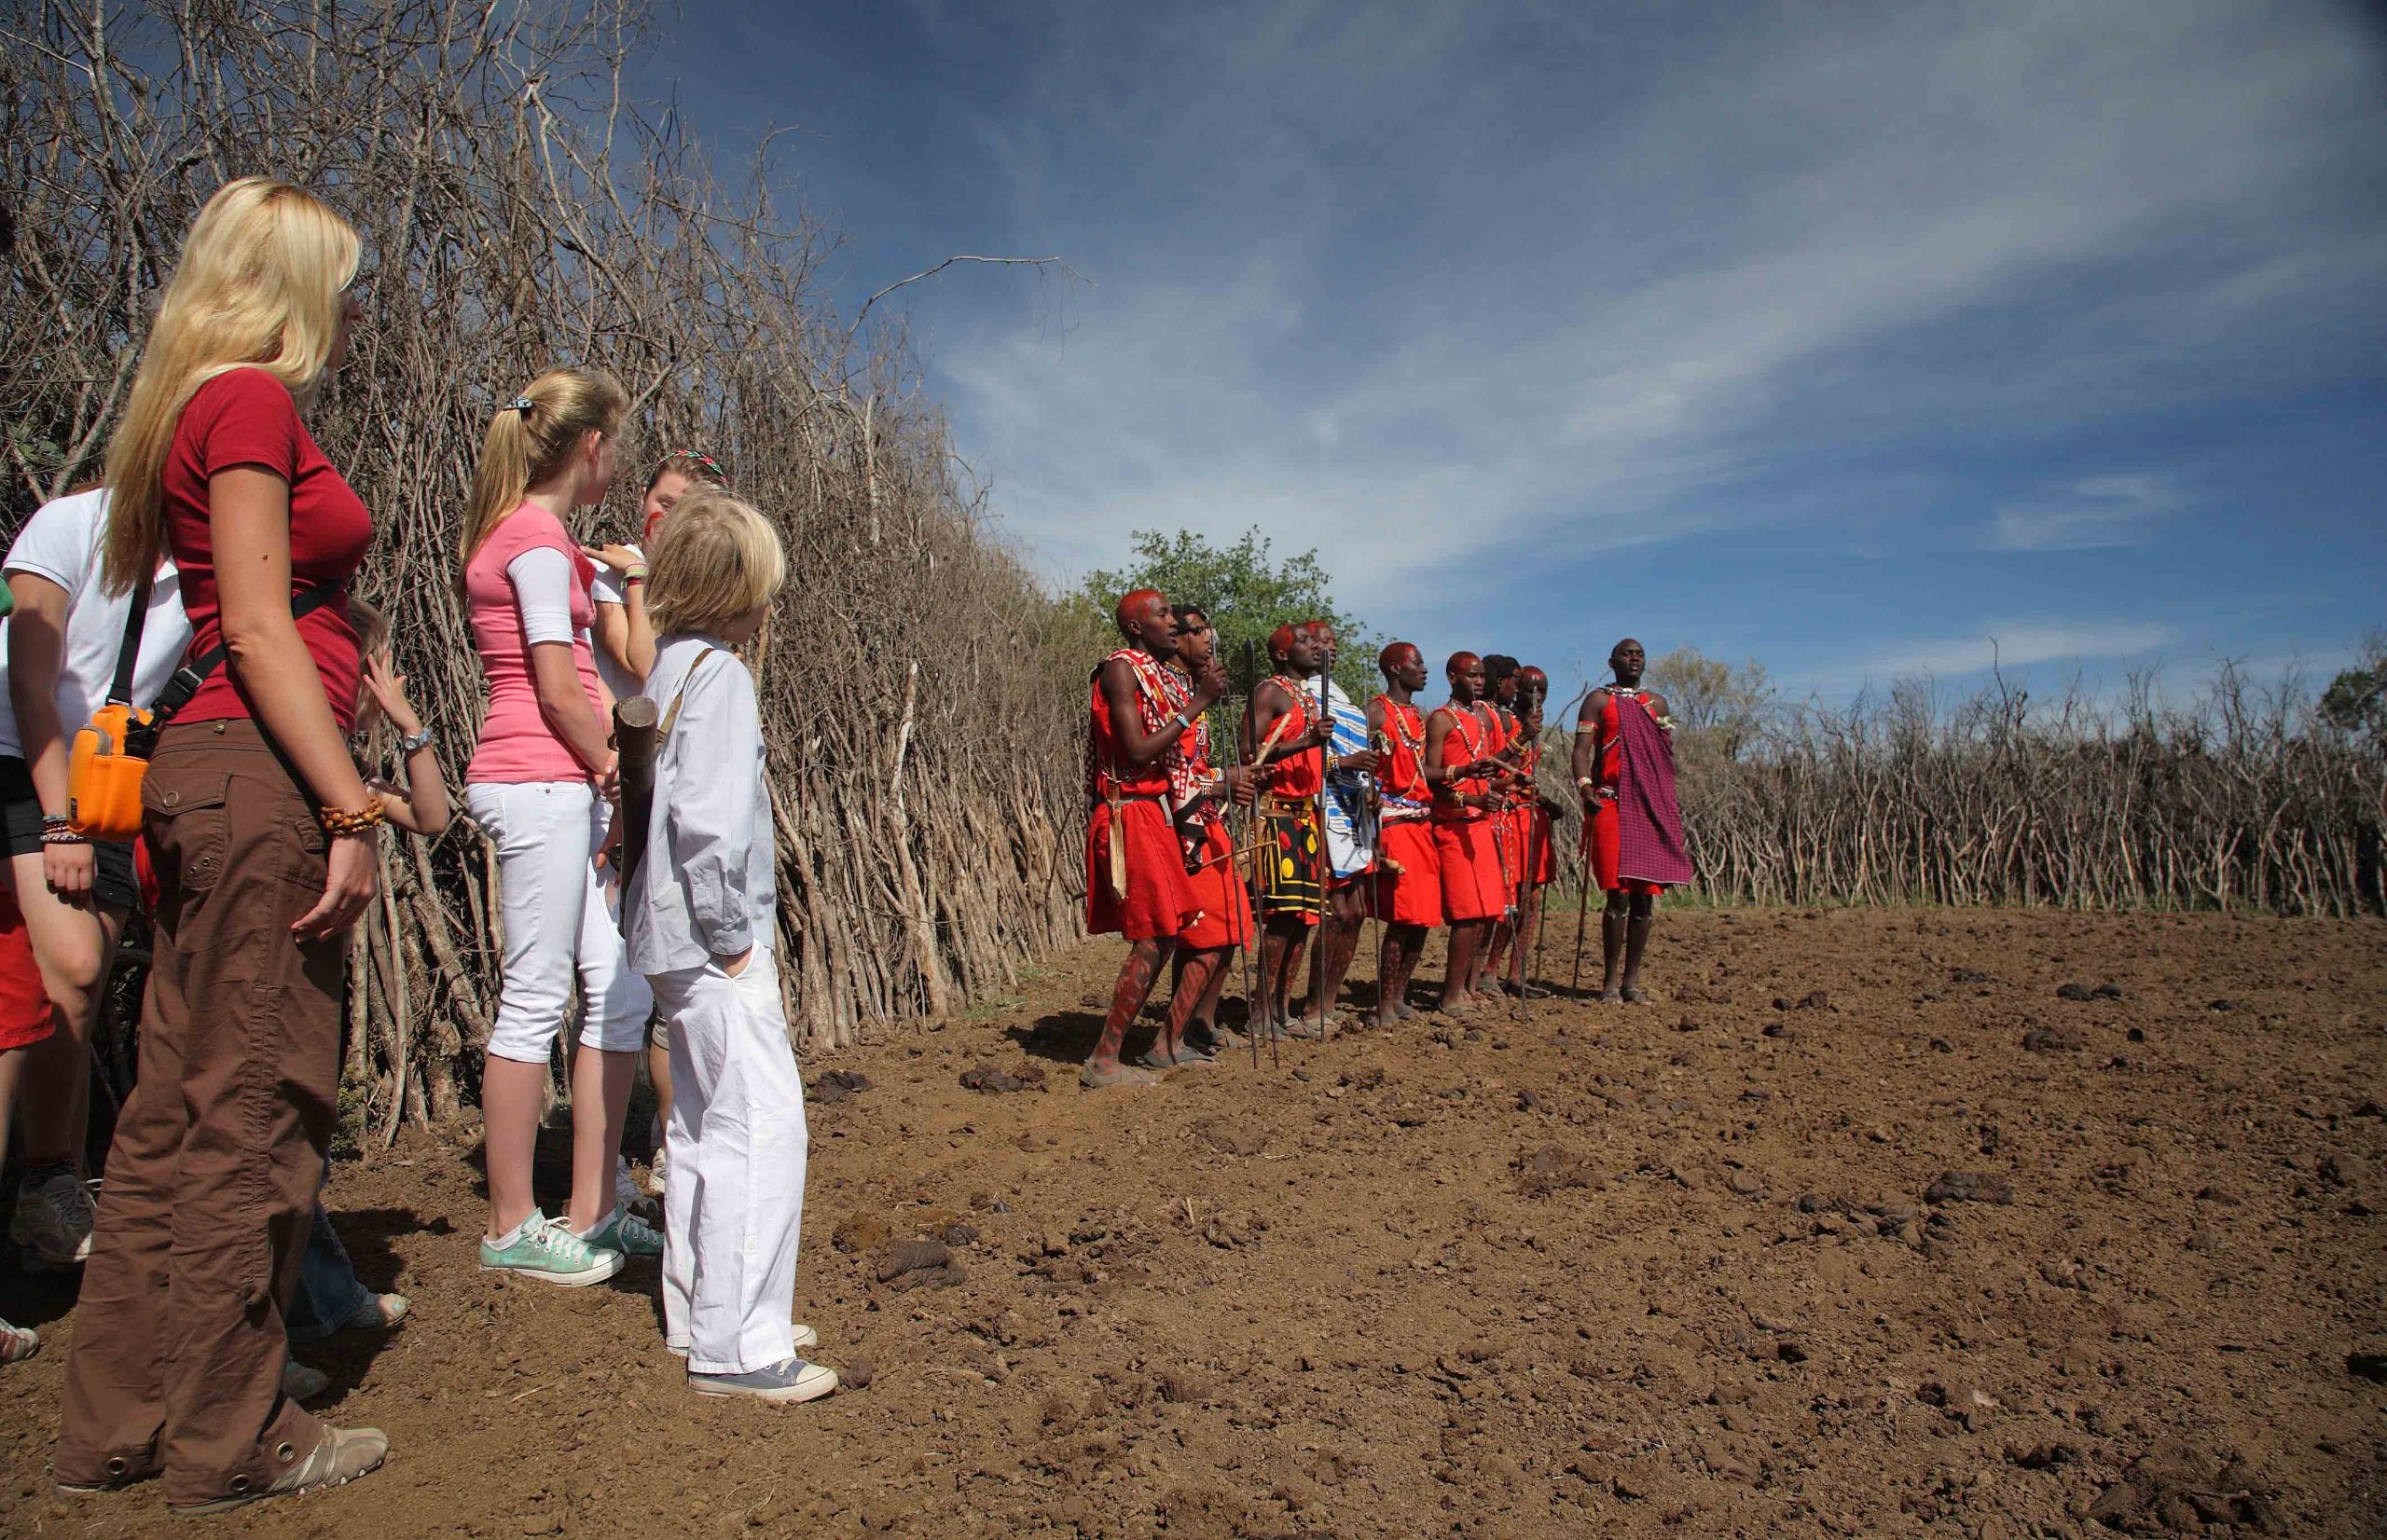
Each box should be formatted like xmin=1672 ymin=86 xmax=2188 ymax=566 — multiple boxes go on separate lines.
xmin=459 ymin=368 xmax=658 ymax=1286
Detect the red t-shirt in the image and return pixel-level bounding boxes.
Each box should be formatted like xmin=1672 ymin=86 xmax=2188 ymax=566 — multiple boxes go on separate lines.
xmin=163 ymin=368 xmax=373 ymax=731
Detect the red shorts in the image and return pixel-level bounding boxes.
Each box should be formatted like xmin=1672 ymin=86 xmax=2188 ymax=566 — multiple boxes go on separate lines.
xmin=1585 ymin=799 xmax=1663 ymax=897
xmin=1086 ymin=798 xmax=1203 ymax=941
xmin=1433 ymin=818 xmax=1508 ymax=923
xmin=0 ymin=886 xmax=53 ymax=1052
xmin=1179 ymin=820 xmax=1254 ymax=951
xmin=1374 ymin=819 xmax=1442 ymax=927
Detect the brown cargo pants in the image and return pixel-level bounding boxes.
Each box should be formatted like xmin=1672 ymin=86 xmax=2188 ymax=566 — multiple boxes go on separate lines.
xmin=55 ymin=720 xmax=346 ymax=1506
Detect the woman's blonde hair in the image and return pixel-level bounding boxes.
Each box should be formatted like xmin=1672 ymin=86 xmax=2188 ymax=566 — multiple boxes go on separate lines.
xmin=458 ymin=367 xmax=628 ymax=566
xmin=645 ymin=488 xmax=785 ymax=638
xmin=101 ymin=177 xmax=360 ymax=595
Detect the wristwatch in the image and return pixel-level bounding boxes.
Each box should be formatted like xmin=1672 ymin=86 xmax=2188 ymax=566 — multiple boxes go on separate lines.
xmin=400 ymin=726 xmax=436 ymax=755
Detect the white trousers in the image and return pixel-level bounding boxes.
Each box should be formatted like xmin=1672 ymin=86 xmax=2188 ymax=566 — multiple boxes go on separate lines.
xmin=652 ymin=949 xmax=807 ymax=1374
xmin=466 ymin=779 xmax=654 ymax=1063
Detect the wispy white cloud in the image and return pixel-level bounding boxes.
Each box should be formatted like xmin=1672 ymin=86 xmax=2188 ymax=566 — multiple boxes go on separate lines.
xmin=1856 ymin=619 xmax=2183 ymax=681
xmin=1988 ymin=473 xmax=2183 ymax=551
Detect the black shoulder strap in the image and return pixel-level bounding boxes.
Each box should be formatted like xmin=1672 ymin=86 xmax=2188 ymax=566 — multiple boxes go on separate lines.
xmin=145 ymin=583 xmax=341 ymax=725
xmin=106 ymin=567 xmax=158 ymax=708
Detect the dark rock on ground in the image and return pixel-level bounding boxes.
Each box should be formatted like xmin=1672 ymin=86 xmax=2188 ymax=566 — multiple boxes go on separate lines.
xmin=1925 ymin=1171 xmax=2015 ymax=1205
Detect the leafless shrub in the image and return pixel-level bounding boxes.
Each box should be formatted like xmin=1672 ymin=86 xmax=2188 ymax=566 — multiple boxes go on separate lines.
xmin=3 ymin=0 xmax=1102 ymax=1133
xmin=1533 ymin=663 xmax=2384 ymax=917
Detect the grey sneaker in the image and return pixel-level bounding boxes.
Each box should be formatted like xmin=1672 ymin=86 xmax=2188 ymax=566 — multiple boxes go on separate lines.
xmin=477 ymin=1211 xmax=624 ymax=1286
xmin=585 ymin=1206 xmax=663 ymax=1258
xmin=166 ymin=1425 xmax=387 ymax=1515
xmin=10 ymin=1164 xmax=94 ymax=1265
xmin=282 ymin=1357 xmax=329 ymax=1401
xmin=689 ymin=1356 xmax=838 ymax=1403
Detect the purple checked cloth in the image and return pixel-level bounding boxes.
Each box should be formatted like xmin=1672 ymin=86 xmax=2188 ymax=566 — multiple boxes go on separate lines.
xmin=1614 ymin=700 xmax=1692 ymax=887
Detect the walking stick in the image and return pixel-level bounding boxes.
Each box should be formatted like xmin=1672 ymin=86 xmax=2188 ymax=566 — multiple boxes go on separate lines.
xmin=1567 ymin=811 xmax=1594 ymax=997
xmin=1516 ymin=750 xmax=1541 ymax=1028
xmin=613 ymin=697 xmax=660 ymax=937
xmin=1243 ymin=642 xmax=1296 ymax=1071
xmin=1313 ymin=648 xmax=1333 ymax=1041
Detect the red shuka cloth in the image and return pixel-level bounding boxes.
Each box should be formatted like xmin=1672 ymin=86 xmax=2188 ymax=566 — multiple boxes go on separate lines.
xmin=1434 ymin=819 xmax=1507 ymax=922
xmin=1374 ymin=818 xmax=1443 ymax=927
xmin=1179 ymin=819 xmax=1253 ymax=951
xmin=1085 ymin=798 xmax=1201 ymax=940
xmin=1580 ymin=689 xmax=1688 ymax=893
xmin=1613 ymin=689 xmax=1692 ymax=888
xmin=1257 ymin=675 xmax=1323 ymax=798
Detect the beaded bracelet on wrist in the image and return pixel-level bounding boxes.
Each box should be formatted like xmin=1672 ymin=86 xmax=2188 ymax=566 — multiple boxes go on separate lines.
xmin=319 ymin=801 xmax=388 ymax=838
xmin=42 ymin=828 xmax=88 ymax=846
xmin=40 ymin=812 xmax=69 ymax=829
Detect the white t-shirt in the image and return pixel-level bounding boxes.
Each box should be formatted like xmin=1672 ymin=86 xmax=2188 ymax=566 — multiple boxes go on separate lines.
xmin=586 ymin=541 xmax=644 ymax=704
xmin=0 ymin=488 xmax=190 ymax=762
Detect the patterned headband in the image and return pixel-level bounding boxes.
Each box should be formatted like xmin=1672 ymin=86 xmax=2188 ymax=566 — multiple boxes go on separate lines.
xmin=659 ymin=449 xmax=724 ymax=478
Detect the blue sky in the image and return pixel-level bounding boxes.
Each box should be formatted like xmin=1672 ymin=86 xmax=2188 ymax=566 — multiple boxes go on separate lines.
xmin=658 ymin=1 xmax=2387 ymax=703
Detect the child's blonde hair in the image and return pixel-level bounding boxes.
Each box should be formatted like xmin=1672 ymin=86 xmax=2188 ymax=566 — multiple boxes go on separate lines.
xmin=102 ymin=177 xmax=361 ymax=595
xmin=459 ymin=367 xmax=628 ymax=566
xmin=645 ymin=488 xmax=785 ymax=637
xmin=347 ymin=595 xmax=390 ymax=656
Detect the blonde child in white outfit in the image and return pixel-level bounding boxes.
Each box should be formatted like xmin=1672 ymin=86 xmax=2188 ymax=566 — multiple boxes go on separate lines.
xmin=624 ymin=489 xmax=835 ymax=1404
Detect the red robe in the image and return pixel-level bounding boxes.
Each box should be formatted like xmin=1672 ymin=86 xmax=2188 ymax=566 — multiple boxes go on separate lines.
xmin=1372 ymin=695 xmax=1442 ymax=928
xmin=1084 ymin=653 xmax=1202 ymax=940
xmin=1583 ymin=689 xmax=1665 ymax=897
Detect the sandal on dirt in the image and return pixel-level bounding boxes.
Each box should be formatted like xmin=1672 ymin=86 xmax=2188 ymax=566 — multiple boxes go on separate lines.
xmin=1284 ymin=1016 xmax=1331 ymax=1040
xmin=1081 ymin=1061 xmax=1166 ymax=1090
xmin=1597 ymin=989 xmax=1625 ymax=1005
xmin=1135 ymin=1046 xmax=1217 ymax=1071
xmin=1621 ymin=986 xmax=1649 ymax=1004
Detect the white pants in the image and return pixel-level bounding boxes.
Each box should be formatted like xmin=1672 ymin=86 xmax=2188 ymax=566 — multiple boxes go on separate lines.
xmin=467 ymin=779 xmax=654 ymax=1063
xmin=652 ymin=949 xmax=807 ymax=1374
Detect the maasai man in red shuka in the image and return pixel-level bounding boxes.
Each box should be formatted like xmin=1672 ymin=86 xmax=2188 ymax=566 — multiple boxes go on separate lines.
xmin=1426 ymin=652 xmax=1511 ymax=1015
xmin=1160 ymin=603 xmax=1256 ymax=1057
xmin=1240 ymin=623 xmax=1334 ymax=1038
xmin=1367 ymin=641 xmax=1442 ymax=1024
xmin=1570 ymin=637 xmax=1690 ymax=1003
xmin=1475 ymin=654 xmax=1527 ymax=997
xmin=1494 ymin=664 xmax=1563 ymax=997
xmin=1083 ymin=588 xmax=1227 ymax=1086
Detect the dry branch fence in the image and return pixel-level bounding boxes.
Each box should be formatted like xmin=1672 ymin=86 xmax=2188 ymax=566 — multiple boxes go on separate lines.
xmin=3 ymin=0 xmax=1102 ymax=1137
xmin=1527 ymin=668 xmax=2385 ymax=918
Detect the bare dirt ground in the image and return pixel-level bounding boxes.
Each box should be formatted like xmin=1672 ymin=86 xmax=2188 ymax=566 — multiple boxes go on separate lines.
xmin=5 ymin=908 xmax=2384 ymax=1539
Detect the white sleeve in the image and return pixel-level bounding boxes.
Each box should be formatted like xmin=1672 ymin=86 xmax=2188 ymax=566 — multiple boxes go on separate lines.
xmin=504 ymin=547 xmax=578 ymax=646
xmin=587 ymin=542 xmax=639 ymax=608
xmin=4 ymin=488 xmax=106 ymax=602
xmin=663 ymin=654 xmax=764 ymax=957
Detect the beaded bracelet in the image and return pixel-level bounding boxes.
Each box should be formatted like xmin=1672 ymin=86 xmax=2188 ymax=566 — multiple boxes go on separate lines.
xmin=624 ymin=564 xmax=649 ymax=585
xmin=41 ymin=827 xmax=88 ymax=846
xmin=319 ymin=801 xmax=388 ymax=838
xmin=40 ymin=812 xmax=68 ymax=829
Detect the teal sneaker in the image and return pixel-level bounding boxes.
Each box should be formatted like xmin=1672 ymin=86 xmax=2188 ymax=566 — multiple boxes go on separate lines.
xmin=478 ymin=1211 xmax=625 ymax=1286
xmin=586 ymin=1206 xmax=663 ymax=1258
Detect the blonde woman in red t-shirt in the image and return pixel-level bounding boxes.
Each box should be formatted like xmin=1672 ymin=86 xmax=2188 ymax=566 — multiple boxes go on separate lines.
xmin=459 ymin=369 xmax=660 ymax=1288
xmin=57 ymin=178 xmax=388 ymax=1511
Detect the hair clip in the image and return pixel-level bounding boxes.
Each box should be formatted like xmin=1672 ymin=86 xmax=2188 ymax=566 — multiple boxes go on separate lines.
xmin=507 ymin=396 xmax=535 ymax=412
